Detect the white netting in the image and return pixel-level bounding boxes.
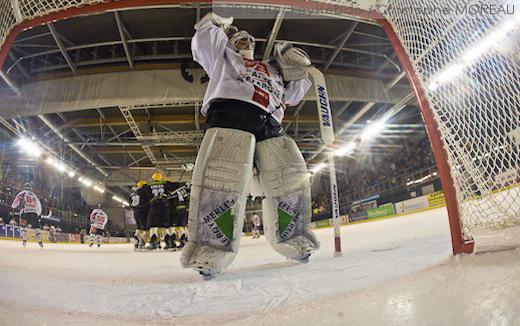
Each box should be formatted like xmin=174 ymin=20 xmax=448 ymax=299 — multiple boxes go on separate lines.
xmin=17 ymin=0 xmax=105 ymax=18
xmin=383 ymin=0 xmax=520 ymax=240
xmin=0 ymin=1 xmax=17 ymax=48
xmin=0 ymin=0 xmax=518 ymax=246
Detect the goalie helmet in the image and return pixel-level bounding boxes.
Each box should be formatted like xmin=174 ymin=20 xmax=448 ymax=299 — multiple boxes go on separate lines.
xmin=229 ymin=30 xmax=255 ymax=60
xmin=23 ymin=183 xmax=32 ymax=190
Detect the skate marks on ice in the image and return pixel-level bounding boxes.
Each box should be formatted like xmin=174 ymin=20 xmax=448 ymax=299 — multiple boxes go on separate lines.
xmin=222 ymin=249 xmax=520 ymax=326
xmin=0 ymin=208 xmax=491 ymax=324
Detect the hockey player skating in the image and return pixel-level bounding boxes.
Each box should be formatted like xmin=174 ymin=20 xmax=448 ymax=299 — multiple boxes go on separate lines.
xmin=89 ymin=206 xmax=108 ymax=248
xmin=251 ymin=212 xmax=261 ymax=238
xmin=147 ymin=172 xmax=176 ymax=250
xmin=130 ymin=181 xmax=151 ymax=251
xmin=181 ymin=13 xmax=319 ymax=278
xmin=20 ymin=228 xmax=27 ymax=247
xmin=11 ymin=183 xmax=44 ymax=248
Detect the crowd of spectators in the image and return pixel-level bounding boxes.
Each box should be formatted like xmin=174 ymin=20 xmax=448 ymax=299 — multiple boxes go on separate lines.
xmin=312 ymin=137 xmax=437 ymax=215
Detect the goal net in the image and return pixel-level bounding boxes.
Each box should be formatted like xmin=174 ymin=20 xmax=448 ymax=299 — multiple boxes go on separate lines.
xmin=0 ymin=0 xmax=518 ymax=253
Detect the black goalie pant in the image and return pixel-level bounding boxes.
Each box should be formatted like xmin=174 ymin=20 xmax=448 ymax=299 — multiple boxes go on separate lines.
xmin=147 ymin=201 xmax=169 ymax=228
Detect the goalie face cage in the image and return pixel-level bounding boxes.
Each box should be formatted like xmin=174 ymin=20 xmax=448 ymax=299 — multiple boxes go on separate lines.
xmin=0 ymin=1 xmax=518 ymax=254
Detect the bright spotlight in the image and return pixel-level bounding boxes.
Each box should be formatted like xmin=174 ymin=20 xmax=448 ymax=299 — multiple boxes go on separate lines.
xmin=311 ymin=163 xmax=326 ymax=173
xmin=54 ymin=161 xmax=66 ymax=173
xmin=122 ymin=201 xmax=130 ymax=207
xmin=361 ymin=120 xmax=385 ymax=140
xmin=17 ymin=137 xmax=42 ymax=158
xmin=430 ymin=17 xmax=519 ymax=91
xmin=333 ymin=142 xmax=357 ymax=157
xmin=112 ymin=196 xmax=123 ymax=203
xmin=93 ymin=186 xmax=105 ymax=193
xmin=68 ymin=171 xmax=75 ymax=178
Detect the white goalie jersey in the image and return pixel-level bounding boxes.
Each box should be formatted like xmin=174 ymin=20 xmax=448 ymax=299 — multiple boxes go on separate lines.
xmin=192 ymin=19 xmax=311 ymax=123
xmin=11 ymin=190 xmax=42 ymax=216
xmin=90 ymin=209 xmax=108 ymax=230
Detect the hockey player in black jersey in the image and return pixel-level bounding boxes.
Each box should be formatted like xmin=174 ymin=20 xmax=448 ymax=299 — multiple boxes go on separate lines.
xmin=147 ymin=172 xmax=176 ymax=250
xmin=164 ymin=178 xmax=184 ymax=250
xmin=130 ymin=180 xmax=152 ymax=250
xmin=165 ymin=182 xmax=190 ymax=250
xmin=173 ymin=184 xmax=190 ymax=249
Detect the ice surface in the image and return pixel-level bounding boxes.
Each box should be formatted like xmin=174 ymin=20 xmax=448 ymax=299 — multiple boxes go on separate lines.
xmin=1 ymin=207 xmax=519 ymax=325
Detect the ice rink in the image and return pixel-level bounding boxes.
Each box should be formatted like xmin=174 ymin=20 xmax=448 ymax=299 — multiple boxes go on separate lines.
xmin=1 ymin=207 xmax=519 ymax=325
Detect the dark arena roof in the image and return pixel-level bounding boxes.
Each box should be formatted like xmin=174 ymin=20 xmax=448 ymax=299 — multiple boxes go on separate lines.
xmin=0 ymin=5 xmax=423 ymax=195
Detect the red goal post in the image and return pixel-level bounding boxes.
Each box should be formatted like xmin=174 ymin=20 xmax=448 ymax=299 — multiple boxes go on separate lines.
xmin=1 ymin=0 xmax=518 ymax=254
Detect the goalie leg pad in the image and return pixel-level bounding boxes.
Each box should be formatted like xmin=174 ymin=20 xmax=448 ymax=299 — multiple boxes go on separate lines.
xmin=180 ymin=128 xmax=255 ymax=273
xmin=256 ymin=136 xmax=320 ymax=260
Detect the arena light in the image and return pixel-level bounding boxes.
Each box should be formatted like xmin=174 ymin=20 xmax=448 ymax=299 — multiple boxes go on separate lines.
xmin=333 ymin=142 xmax=356 ymax=157
xmin=112 ymin=195 xmax=123 ymax=203
xmin=122 ymin=201 xmax=130 ymax=207
xmin=93 ymin=185 xmax=105 ymax=193
xmin=361 ymin=120 xmax=385 ymax=140
xmin=68 ymin=171 xmax=76 ymax=178
xmin=464 ymin=18 xmax=519 ymax=63
xmin=17 ymin=137 xmax=42 ymax=158
xmin=54 ymin=161 xmax=66 ymax=173
xmin=311 ymin=163 xmax=326 ymax=173
xmin=429 ymin=17 xmax=519 ymax=91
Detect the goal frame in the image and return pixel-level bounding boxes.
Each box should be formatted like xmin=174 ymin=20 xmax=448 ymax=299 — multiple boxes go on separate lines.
xmin=0 ymin=0 xmax=474 ymax=254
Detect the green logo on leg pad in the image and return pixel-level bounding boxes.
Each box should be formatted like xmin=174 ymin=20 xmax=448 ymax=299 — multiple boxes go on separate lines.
xmin=214 ymin=208 xmax=234 ymax=241
xmin=278 ymin=201 xmax=301 ymax=239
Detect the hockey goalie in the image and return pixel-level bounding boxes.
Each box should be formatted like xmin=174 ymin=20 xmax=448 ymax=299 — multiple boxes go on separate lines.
xmin=180 ymin=13 xmax=320 ymax=278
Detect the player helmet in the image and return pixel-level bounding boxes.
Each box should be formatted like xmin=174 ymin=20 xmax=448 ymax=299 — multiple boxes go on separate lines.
xmin=137 ymin=180 xmax=147 ymax=188
xmin=23 ymin=183 xmax=32 ymax=190
xmin=152 ymin=172 xmax=163 ymax=181
xmin=229 ymin=30 xmax=255 ymax=60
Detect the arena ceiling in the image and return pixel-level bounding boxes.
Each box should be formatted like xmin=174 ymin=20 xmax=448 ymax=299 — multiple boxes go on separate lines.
xmin=0 ymin=5 xmax=425 ymax=191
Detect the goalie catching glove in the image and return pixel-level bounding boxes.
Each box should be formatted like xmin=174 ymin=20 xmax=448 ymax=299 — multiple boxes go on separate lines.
xmin=274 ymin=42 xmax=312 ymax=81
xmin=194 ymin=12 xmax=234 ymax=31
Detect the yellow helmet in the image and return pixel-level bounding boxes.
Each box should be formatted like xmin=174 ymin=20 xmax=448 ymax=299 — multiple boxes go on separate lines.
xmin=137 ymin=180 xmax=147 ymax=188
xmin=152 ymin=172 xmax=163 ymax=181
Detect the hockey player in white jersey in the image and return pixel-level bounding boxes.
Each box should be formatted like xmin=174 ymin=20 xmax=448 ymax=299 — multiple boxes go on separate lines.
xmin=11 ymin=183 xmax=43 ymax=247
xmin=181 ymin=13 xmax=319 ymax=278
xmin=89 ymin=206 xmax=108 ymax=248
xmin=251 ymin=212 xmax=261 ymax=238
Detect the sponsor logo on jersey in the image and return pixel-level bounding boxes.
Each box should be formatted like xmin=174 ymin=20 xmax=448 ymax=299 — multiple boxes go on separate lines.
xmin=317 ymin=84 xmax=331 ymax=127
xmin=203 ymin=199 xmax=236 ymax=247
xmin=239 ymin=60 xmax=284 ymax=110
